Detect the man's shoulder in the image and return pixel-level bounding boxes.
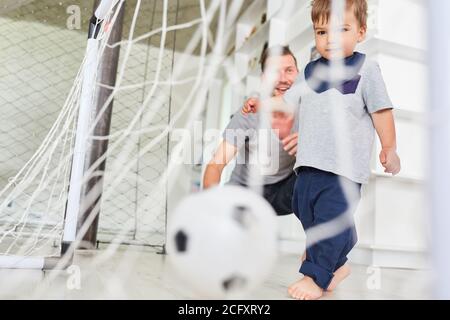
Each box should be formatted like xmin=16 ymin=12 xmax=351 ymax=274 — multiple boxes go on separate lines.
xmin=227 ymin=110 xmax=258 ymax=129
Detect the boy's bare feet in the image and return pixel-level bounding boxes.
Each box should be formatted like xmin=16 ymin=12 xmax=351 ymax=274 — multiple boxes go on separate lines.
xmin=327 ymin=264 xmax=351 ymax=291
xmin=288 ymin=276 xmax=323 ymax=300
xmin=295 ymin=252 xmax=350 ymax=295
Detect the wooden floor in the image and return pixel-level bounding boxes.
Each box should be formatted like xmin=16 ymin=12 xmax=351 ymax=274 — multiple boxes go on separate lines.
xmin=0 ymin=245 xmax=432 ymax=300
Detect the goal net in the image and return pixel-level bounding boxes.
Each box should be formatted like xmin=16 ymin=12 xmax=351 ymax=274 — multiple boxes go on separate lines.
xmin=0 ymin=0 xmax=232 ymax=268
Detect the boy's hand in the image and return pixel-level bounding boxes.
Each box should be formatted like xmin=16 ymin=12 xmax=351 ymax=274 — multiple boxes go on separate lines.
xmin=379 ymin=148 xmax=401 ymax=176
xmin=241 ymin=98 xmax=260 ymax=115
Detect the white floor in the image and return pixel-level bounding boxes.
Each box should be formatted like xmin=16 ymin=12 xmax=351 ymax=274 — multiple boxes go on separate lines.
xmin=0 ymin=245 xmax=432 ymax=300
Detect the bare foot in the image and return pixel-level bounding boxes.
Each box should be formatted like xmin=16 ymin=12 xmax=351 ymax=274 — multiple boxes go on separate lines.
xmin=327 ymin=264 xmax=351 ymax=292
xmin=288 ymin=276 xmax=323 ymax=300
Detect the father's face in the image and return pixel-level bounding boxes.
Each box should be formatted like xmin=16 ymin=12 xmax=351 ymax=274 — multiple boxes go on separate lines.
xmin=262 ymin=54 xmax=299 ymax=97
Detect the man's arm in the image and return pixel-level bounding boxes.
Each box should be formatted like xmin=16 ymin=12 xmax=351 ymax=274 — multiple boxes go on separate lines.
xmin=203 ymin=140 xmax=239 ymax=189
xmin=372 ymin=109 xmax=401 ymax=175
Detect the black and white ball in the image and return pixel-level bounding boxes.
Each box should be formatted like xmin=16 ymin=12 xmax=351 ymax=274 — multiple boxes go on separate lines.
xmin=167 ymin=186 xmax=278 ymax=299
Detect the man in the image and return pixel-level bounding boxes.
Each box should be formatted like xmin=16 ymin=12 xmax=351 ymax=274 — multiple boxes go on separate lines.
xmin=203 ymin=45 xmax=299 ymax=215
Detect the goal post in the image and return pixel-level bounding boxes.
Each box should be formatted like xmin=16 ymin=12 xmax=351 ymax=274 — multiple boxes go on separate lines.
xmin=0 ymin=0 xmax=121 ymax=270
xmin=76 ymin=0 xmax=126 ymax=250
xmin=62 ymin=0 xmax=124 ymax=262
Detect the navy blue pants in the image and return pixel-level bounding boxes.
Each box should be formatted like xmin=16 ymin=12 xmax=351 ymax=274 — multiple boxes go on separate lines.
xmin=292 ymin=167 xmax=362 ymax=289
xmin=263 ymin=173 xmax=296 ymax=216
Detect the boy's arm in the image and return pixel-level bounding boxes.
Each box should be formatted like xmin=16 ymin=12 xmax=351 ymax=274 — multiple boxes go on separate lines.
xmin=241 ymin=96 xmax=298 ymax=155
xmin=203 ymin=140 xmax=238 ymax=189
xmin=241 ymin=96 xmax=292 ymax=114
xmin=371 ymin=109 xmax=401 ymax=175
xmin=242 ymin=97 xmax=260 ymax=114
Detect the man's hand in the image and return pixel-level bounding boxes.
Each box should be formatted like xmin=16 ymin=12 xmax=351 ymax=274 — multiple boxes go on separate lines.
xmin=242 ymin=97 xmax=260 ymax=115
xmin=379 ymin=147 xmax=401 ymax=175
xmin=271 ymin=111 xmax=294 ymax=140
xmin=282 ymin=133 xmax=298 ymax=156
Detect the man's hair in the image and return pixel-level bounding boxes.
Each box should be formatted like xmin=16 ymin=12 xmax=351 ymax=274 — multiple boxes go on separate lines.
xmin=260 ymin=44 xmax=298 ymax=73
xmin=311 ymin=0 xmax=368 ymax=28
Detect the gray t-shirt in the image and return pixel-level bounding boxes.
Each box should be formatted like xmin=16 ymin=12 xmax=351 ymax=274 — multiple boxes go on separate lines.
xmin=283 ymin=53 xmax=393 ymax=184
xmin=223 ymin=110 xmax=297 ymax=186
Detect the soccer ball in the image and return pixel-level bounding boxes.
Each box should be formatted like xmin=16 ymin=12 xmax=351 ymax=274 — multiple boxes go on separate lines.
xmin=166 ymin=185 xmax=278 ymax=299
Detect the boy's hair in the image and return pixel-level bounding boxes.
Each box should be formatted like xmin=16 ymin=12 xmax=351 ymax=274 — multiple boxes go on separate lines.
xmin=311 ymin=0 xmax=368 ymax=28
xmin=260 ymin=44 xmax=298 ymax=73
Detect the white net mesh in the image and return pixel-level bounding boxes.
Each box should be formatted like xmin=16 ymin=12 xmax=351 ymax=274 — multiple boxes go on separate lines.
xmin=0 ymin=0 xmax=231 ymax=258
xmin=0 ymin=0 xmax=433 ymax=301
xmin=0 ymin=9 xmax=82 ymax=256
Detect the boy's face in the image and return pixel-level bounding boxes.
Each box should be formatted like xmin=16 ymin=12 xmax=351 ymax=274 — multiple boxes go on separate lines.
xmin=313 ymin=6 xmax=367 ymax=60
xmin=262 ymin=54 xmax=299 ymax=97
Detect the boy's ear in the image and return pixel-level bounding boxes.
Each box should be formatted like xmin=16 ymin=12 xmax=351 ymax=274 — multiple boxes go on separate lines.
xmin=358 ymin=25 xmax=367 ymax=43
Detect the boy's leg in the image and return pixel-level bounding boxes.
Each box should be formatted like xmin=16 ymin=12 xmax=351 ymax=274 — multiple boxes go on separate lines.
xmin=289 ymin=169 xmax=324 ymax=300
xmin=291 ymin=170 xmax=313 ymax=226
xmin=335 ymin=223 xmax=358 ymax=270
xmin=326 ymin=222 xmax=358 ymax=291
xmin=300 ymin=174 xmax=361 ymax=290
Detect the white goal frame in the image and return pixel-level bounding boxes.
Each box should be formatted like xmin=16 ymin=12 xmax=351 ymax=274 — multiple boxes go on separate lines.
xmin=0 ymin=0 xmax=120 ymax=270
